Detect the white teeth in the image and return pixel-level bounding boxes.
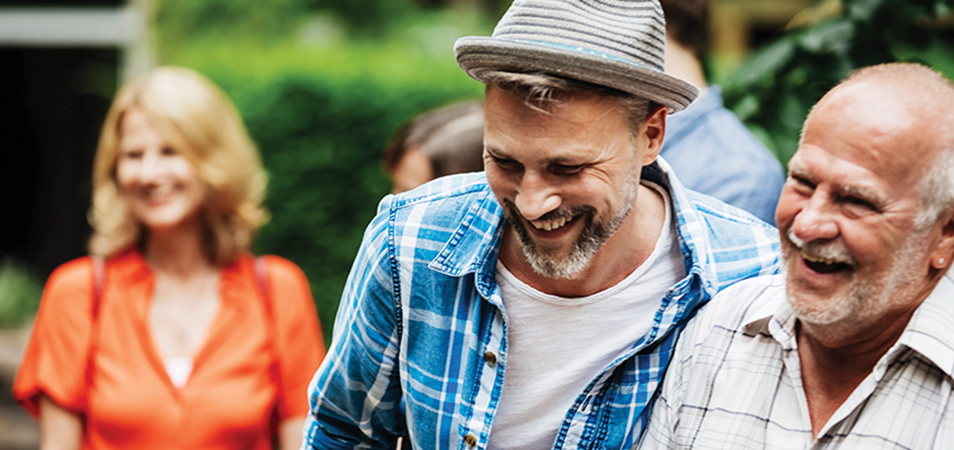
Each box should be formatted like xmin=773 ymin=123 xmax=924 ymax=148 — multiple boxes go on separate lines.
xmin=531 ymin=216 xmax=569 ymax=231
xmin=802 ymin=251 xmax=838 ymax=265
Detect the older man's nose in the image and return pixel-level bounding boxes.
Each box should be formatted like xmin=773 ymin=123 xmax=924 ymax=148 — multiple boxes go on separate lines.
xmin=513 ymin=172 xmax=562 ymax=221
xmin=791 ymin=192 xmax=839 ymax=243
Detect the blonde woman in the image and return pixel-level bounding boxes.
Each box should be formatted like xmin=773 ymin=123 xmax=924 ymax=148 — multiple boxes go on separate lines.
xmin=13 ymin=67 xmax=325 ymax=450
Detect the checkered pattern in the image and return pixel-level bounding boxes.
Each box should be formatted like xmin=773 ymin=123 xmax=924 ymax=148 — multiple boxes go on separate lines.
xmin=640 ymin=273 xmax=954 ymax=450
xmin=304 ymin=159 xmax=779 ymax=449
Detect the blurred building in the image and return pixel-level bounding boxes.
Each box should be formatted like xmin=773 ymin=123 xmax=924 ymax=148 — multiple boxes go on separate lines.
xmin=0 ymin=2 xmax=152 ymax=448
xmin=0 ymin=0 xmax=153 ymax=278
xmin=710 ymin=0 xmax=813 ymax=75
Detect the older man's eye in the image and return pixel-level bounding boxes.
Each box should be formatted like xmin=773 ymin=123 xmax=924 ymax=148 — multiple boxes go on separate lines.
xmin=845 ymin=196 xmax=875 ymax=210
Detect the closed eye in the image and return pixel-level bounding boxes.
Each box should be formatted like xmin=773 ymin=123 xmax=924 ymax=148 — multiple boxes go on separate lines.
xmin=490 ymin=155 xmax=521 ymax=171
xmin=550 ymin=163 xmax=585 ymax=176
xmin=789 ymin=173 xmax=815 ymax=191
xmin=843 ymin=195 xmax=875 ymax=211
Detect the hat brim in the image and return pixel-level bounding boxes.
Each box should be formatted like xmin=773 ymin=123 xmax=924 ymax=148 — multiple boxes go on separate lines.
xmin=455 ymin=37 xmax=698 ymax=113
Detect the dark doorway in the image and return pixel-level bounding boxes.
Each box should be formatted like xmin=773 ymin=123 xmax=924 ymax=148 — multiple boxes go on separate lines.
xmin=0 ymin=47 xmax=118 ymax=276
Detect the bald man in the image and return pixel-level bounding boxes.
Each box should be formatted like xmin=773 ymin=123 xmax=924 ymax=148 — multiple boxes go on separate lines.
xmin=639 ymin=63 xmax=954 ymax=449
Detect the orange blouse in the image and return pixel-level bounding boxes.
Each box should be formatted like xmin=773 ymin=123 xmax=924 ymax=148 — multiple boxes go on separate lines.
xmin=13 ymin=249 xmax=325 ymax=449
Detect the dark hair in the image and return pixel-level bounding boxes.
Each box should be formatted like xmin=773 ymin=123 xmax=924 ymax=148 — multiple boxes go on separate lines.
xmin=660 ymin=0 xmax=710 ymax=60
xmin=482 ymin=71 xmax=660 ymax=139
xmin=382 ymin=100 xmax=485 ymax=179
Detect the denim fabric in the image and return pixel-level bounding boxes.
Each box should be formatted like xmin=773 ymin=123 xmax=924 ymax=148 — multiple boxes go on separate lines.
xmin=304 ymin=159 xmax=780 ymax=449
xmin=661 ymin=86 xmax=785 ymax=225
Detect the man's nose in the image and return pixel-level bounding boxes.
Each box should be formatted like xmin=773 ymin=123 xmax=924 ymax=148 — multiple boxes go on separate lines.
xmin=791 ymin=191 xmax=839 ymax=242
xmin=513 ymin=171 xmax=561 ymax=221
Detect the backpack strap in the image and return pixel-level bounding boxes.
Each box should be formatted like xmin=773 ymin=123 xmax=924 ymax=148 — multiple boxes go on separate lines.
xmin=254 ymin=256 xmax=275 ymax=322
xmin=91 ymin=256 xmax=105 ymax=318
xmin=255 ymin=256 xmax=284 ymax=432
xmin=86 ymin=256 xmax=106 ymax=396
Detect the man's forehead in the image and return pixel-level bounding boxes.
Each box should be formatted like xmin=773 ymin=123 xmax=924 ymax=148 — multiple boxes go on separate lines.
xmin=485 ymin=87 xmax=624 ymax=128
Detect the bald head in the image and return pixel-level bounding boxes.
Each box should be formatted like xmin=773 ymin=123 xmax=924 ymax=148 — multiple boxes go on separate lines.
xmin=803 ymin=63 xmax=954 ymax=226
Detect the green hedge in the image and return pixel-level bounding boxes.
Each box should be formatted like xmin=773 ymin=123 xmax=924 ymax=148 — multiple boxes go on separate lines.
xmin=170 ymin=42 xmax=483 ymax=343
xmin=0 ymin=258 xmax=44 ymax=328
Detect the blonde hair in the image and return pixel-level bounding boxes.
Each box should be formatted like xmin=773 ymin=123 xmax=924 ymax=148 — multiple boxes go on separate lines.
xmin=88 ymin=66 xmax=269 ymax=265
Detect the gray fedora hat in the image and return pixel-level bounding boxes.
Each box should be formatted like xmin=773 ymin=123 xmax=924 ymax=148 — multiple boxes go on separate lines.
xmin=454 ymin=0 xmax=698 ymax=112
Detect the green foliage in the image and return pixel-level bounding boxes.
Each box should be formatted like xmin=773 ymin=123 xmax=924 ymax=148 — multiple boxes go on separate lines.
xmin=0 ymin=258 xmax=43 ymax=328
xmin=168 ymin=42 xmax=483 ymax=341
xmin=722 ymin=0 xmax=954 ymax=165
xmin=156 ymin=0 xmax=311 ymax=54
xmin=155 ymin=0 xmax=502 ymax=52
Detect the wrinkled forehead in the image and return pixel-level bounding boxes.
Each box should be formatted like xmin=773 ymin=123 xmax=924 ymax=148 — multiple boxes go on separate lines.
xmin=803 ymin=82 xmax=939 ymax=181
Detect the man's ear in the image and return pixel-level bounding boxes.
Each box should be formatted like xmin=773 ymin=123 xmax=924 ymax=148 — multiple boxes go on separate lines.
xmin=929 ymin=207 xmax=954 ymax=271
xmin=640 ymin=105 xmax=667 ymax=165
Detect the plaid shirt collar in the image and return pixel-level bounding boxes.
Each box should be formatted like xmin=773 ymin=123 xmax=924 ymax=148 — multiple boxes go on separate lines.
xmin=747 ymin=272 xmax=954 ymax=380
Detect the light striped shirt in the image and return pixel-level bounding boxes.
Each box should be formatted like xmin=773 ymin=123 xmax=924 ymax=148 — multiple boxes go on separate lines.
xmin=304 ymin=159 xmax=779 ymax=449
xmin=640 ymin=273 xmax=954 ymax=450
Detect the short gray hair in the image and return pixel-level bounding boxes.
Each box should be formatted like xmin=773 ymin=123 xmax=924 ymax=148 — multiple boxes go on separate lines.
xmin=481 ymin=71 xmax=658 ymax=139
xmin=916 ymin=144 xmax=954 ymax=229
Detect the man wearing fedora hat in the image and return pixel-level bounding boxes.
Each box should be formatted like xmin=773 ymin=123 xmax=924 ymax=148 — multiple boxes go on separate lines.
xmin=303 ymin=1 xmax=778 ymax=449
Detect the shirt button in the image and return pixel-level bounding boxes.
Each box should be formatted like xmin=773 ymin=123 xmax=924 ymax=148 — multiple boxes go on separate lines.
xmin=483 ymin=351 xmax=497 ymax=365
xmin=463 ymin=433 xmax=477 ymax=446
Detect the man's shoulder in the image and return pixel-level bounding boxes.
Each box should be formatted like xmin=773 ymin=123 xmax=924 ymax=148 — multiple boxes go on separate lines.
xmin=379 ymin=172 xmax=496 ymax=219
xmin=691 ymin=274 xmax=786 ymax=336
xmin=371 ymin=173 xmax=504 ymax=272
xmin=677 ymin=187 xmax=779 ymax=258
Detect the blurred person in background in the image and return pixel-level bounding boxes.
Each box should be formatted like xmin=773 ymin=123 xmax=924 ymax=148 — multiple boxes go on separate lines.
xmin=13 ymin=66 xmax=325 ymax=450
xmin=382 ymin=100 xmax=485 ymax=193
xmin=659 ymin=0 xmax=785 ymax=224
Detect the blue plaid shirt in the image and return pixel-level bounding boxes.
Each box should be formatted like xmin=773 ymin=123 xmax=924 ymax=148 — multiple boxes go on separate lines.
xmin=304 ymin=160 xmax=779 ymax=449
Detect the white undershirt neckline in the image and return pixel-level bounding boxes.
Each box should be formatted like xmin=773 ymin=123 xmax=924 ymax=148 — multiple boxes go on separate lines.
xmin=486 ymin=181 xmax=686 ymax=450
xmin=164 ymin=356 xmax=193 ymax=388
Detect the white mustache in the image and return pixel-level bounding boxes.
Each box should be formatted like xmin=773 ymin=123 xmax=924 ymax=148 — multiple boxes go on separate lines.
xmin=786 ymin=227 xmax=857 ymax=266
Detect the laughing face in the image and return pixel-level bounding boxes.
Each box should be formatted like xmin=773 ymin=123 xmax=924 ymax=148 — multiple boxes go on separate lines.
xmin=483 ymin=87 xmax=656 ymax=279
xmin=116 ymin=108 xmax=206 ymax=234
xmin=776 ymin=81 xmax=941 ymax=335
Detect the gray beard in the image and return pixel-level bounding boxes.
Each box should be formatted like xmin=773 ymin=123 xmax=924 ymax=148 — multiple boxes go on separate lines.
xmin=501 ymin=178 xmax=640 ymax=279
xmin=782 ymin=226 xmax=930 ymax=330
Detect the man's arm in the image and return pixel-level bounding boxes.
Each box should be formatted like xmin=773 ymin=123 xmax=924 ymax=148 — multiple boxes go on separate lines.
xmin=302 ymin=207 xmax=406 ymax=449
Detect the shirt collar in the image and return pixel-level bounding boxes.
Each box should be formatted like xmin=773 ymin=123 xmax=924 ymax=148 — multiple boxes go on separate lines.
xmin=739 ymin=275 xmax=797 ymax=347
xmin=740 ymin=272 xmax=954 ymax=378
xmin=896 ymin=272 xmax=954 ymax=379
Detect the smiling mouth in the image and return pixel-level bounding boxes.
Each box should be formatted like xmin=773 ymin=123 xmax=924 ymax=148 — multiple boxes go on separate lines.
xmin=530 ymin=215 xmax=578 ymax=232
xmin=801 ymin=251 xmax=851 ymax=274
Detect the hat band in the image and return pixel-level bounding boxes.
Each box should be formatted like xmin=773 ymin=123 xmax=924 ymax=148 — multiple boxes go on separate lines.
xmin=515 ymin=39 xmax=654 ymax=72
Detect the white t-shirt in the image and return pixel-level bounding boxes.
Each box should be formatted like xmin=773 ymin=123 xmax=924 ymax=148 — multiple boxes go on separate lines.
xmin=487 ymin=182 xmax=685 ymax=450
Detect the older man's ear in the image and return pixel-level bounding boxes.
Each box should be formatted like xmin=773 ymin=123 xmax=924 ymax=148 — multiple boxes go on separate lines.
xmin=929 ymin=207 xmax=954 ymax=271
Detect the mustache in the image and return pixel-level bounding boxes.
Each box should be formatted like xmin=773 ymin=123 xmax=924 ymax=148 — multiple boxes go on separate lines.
xmin=501 ymin=198 xmax=594 ymax=224
xmin=786 ymin=227 xmax=857 ymax=266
